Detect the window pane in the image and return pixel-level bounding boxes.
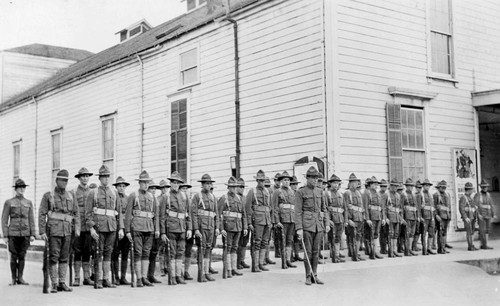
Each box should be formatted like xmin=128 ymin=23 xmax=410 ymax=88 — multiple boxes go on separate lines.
xmin=403 ymin=151 xmax=426 ymax=182
xmin=402 ymin=128 xmax=409 ymax=148
xmin=102 ymin=119 xmax=114 ymax=160
xmin=401 ymin=109 xmax=408 ymax=128
xmin=179 ymin=99 xmax=187 ymax=113
xmin=408 ymin=129 xmax=416 ymax=149
xmin=180 ymin=112 xmax=187 ymax=129
xmin=13 ymin=144 xmax=20 ymax=177
xmin=416 ymin=131 xmax=424 ymax=149
xmin=430 ymin=0 xmax=450 ymax=33
xmin=171 ymin=132 xmax=176 ymax=146
xmin=177 ymin=130 xmax=187 ymax=160
xmin=415 ymin=111 xmax=423 ymax=129
xmin=171 ymin=102 xmax=179 ymax=130
xmin=182 ymin=67 xmax=198 ymax=85
xmin=408 ymin=111 xmax=415 ymax=129
xmin=187 ymin=0 xmax=196 ymax=11
xmin=180 ymin=49 xmax=197 ymax=70
xmin=431 ymin=32 xmax=451 ymax=74
xmin=178 ymin=160 xmax=187 ymax=182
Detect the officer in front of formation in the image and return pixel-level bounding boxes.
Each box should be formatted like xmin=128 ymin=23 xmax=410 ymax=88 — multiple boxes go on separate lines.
xmin=39 ymin=169 xmax=81 ymax=293
xmin=295 ymin=166 xmax=330 ymax=285
xmin=2 ymin=179 xmax=36 ymax=286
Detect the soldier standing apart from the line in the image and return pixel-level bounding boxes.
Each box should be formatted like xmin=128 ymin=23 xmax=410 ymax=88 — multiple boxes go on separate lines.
xmin=459 ymin=182 xmax=477 ymax=251
xmin=160 ymin=171 xmax=193 ymax=285
xmin=344 ymin=173 xmax=366 ymax=261
xmin=362 ymin=176 xmax=385 ymax=260
xmin=412 ymin=181 xmax=424 ymax=252
xmin=125 ymin=170 xmax=159 ymax=287
xmin=295 ymin=167 xmax=330 ymax=285
xmin=218 ymin=176 xmax=248 ymax=277
xmin=474 ymin=180 xmax=496 ymax=250
xmin=402 ymin=179 xmax=419 ymax=256
xmin=110 ymin=176 xmax=131 ymax=286
xmin=246 ymin=170 xmax=273 ymax=272
xmin=433 ymin=180 xmax=452 ymax=254
xmin=86 ymin=165 xmax=124 ymax=289
xmin=2 ymin=179 xmax=36 ymax=286
xmin=290 ymin=176 xmax=304 ymax=262
xmin=271 ymin=171 xmax=297 ymax=268
xmin=326 ymin=174 xmax=347 ymax=263
xmin=156 ymin=180 xmax=170 ymax=276
xmin=191 ymin=174 xmax=219 ymax=282
xmin=145 ymin=181 xmax=162 ymax=284
xmin=39 ymin=170 xmax=80 ymax=293
xmin=386 ymin=179 xmax=403 ymax=258
xmin=378 ymin=179 xmax=389 ymax=254
xmin=71 ymin=168 xmax=94 ymax=287
xmin=236 ymin=178 xmax=251 ymax=269
xmin=420 ymin=179 xmax=436 ymax=255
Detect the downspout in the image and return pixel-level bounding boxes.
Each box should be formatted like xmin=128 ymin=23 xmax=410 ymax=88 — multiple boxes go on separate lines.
xmin=31 ymin=96 xmax=38 ymax=229
xmin=320 ymin=0 xmax=329 ymax=177
xmin=227 ymin=18 xmax=241 ymax=178
xmin=136 ymin=54 xmax=145 ymax=170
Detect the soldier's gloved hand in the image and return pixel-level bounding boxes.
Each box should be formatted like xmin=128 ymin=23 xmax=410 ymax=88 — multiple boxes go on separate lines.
xmin=215 ymin=228 xmax=220 ymax=236
xmin=381 ymin=219 xmax=386 ymax=226
xmin=435 ymin=215 xmax=442 ymax=222
xmin=41 ymin=234 xmax=48 ymax=242
xmin=186 ymin=230 xmax=192 ymax=240
xmin=277 ymin=222 xmax=283 ymax=229
xmin=248 ymin=225 xmax=254 ymax=232
xmin=325 ymin=226 xmax=331 ymax=233
xmin=221 ymin=230 xmax=227 ymax=238
xmin=161 ymin=234 xmax=168 ymax=243
xmin=126 ymin=233 xmax=133 ymax=243
xmin=465 ymin=218 xmax=470 ymax=223
xmin=348 ymin=220 xmax=355 ymax=227
xmin=118 ymin=229 xmax=124 ymax=240
xmin=296 ymin=229 xmax=303 ymax=240
xmin=29 ymin=236 xmax=35 ymax=243
xmin=366 ymin=220 xmax=373 ymax=227
xmin=195 ymin=230 xmax=202 ymax=239
xmin=155 ymin=231 xmax=160 ymax=239
xmin=90 ymin=228 xmax=99 ymax=242
xmin=244 ymin=229 xmax=248 ymax=236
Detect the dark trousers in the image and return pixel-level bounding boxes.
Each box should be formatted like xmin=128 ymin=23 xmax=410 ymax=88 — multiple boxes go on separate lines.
xmin=8 ymin=236 xmax=30 ymax=261
xmin=464 ymin=219 xmax=476 ymax=248
xmin=73 ymin=231 xmax=93 ymax=262
xmin=132 ymin=231 xmax=153 ymax=261
xmin=364 ymin=220 xmax=381 ymax=240
xmin=198 ymin=229 xmax=214 ymax=258
xmin=388 ymin=222 xmax=400 ymax=239
xmin=149 ymin=237 xmax=161 ymax=262
xmin=253 ymin=224 xmax=271 ymax=251
xmin=111 ymin=235 xmax=131 ymax=263
xmin=303 ymin=230 xmax=323 ymax=277
xmin=329 ymin=222 xmax=344 ymax=244
xmin=96 ymin=231 xmax=116 ymax=262
xmin=282 ymin=223 xmax=295 ymax=246
xmin=478 ymin=218 xmax=491 ymax=247
xmin=49 ymin=235 xmax=71 ymax=264
xmin=436 ymin=219 xmax=450 ymax=252
xmin=224 ymin=231 xmax=241 ymax=254
xmin=167 ymin=232 xmax=186 ymax=259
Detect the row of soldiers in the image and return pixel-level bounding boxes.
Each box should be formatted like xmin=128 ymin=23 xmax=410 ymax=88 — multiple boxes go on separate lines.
xmin=2 ymin=166 xmax=496 ymax=289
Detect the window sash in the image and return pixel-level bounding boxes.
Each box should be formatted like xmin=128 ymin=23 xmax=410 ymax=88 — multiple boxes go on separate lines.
xmin=52 ymin=133 xmax=61 ymax=170
xmin=180 ymin=49 xmax=198 ymax=86
xmin=171 ymin=99 xmax=188 ymax=180
xmin=403 ymin=150 xmax=426 ymax=182
xmin=13 ymin=143 xmax=20 ymax=179
xmin=430 ymin=32 xmax=452 ymax=75
xmin=430 ymin=0 xmax=451 ymax=34
xmin=401 ymin=108 xmax=425 ymax=150
xmin=102 ymin=118 xmax=114 ymax=161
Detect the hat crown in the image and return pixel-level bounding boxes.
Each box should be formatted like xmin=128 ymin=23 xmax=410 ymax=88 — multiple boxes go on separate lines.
xmin=390 ymin=178 xmax=400 ymax=185
xmin=138 ymin=170 xmax=152 ymax=181
xmin=379 ymin=179 xmax=388 ymax=186
xmin=438 ymin=180 xmax=447 ymax=187
xmin=422 ymin=178 xmax=432 ymax=185
xmin=159 ymin=179 xmax=170 ymax=187
xmin=306 ymin=166 xmax=319 ymax=178
xmin=328 ymin=174 xmax=341 ymax=182
xmin=291 ymin=175 xmax=299 ymax=184
xmin=113 ymin=176 xmax=130 ymax=186
xmin=198 ymin=173 xmax=215 ymax=183
xmin=464 ymin=182 xmax=474 ymax=189
xmin=348 ymin=173 xmax=359 ymax=181
xmin=404 ymin=178 xmax=414 ymax=185
xmin=98 ymin=165 xmax=111 ymax=176
xmin=274 ymin=173 xmax=281 ymax=180
xmin=480 ymin=179 xmax=489 ymax=187
xmin=226 ymin=176 xmax=238 ymax=186
xmin=56 ymin=169 xmax=69 ymax=180
xmin=279 ymin=171 xmax=293 ymax=180
xmin=254 ymin=169 xmax=266 ymax=180
xmin=13 ymin=178 xmax=28 ymax=188
xmin=168 ymin=171 xmax=184 ymax=183
xmin=237 ymin=178 xmax=246 ymax=185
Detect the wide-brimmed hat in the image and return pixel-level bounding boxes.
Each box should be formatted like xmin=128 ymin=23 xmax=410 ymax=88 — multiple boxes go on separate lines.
xmin=480 ymin=179 xmax=489 ymax=187
xmin=389 ymin=178 xmax=400 ymax=186
xmin=290 ymin=175 xmax=299 ymax=185
xmin=365 ymin=177 xmax=372 ymax=186
xmin=13 ymin=179 xmax=28 ymax=188
xmin=464 ymin=182 xmax=474 ymax=190
xmin=348 ymin=173 xmax=360 ymax=182
xmin=55 ymin=169 xmax=70 ymax=180
xmin=437 ymin=180 xmax=447 ymax=188
xmin=328 ymin=174 xmax=341 ymax=183
xmin=75 ymin=167 xmax=93 ymax=178
xmin=317 ymin=172 xmax=325 ymax=182
xmin=112 ymin=176 xmax=130 ymax=187
xmin=237 ymin=178 xmax=247 ymax=187
xmin=421 ymin=179 xmax=433 ymax=186
xmin=148 ymin=180 xmax=160 ymax=189
xmin=278 ymin=171 xmax=293 ymax=181
xmin=370 ymin=176 xmax=380 ymax=184
xmin=167 ymin=171 xmax=184 ymax=183
xmin=159 ymin=179 xmax=170 ymax=188
xmin=264 ymin=178 xmax=271 ymax=186
xmin=415 ymin=180 xmax=422 ymax=188
xmin=404 ymin=178 xmax=415 ymax=186
xmin=306 ymin=167 xmax=320 ymax=178
xmin=379 ymin=179 xmax=388 ymax=187
xmin=98 ymin=165 xmax=111 ymax=177
xmin=254 ymin=170 xmax=267 ymax=181
xmin=225 ymin=176 xmax=239 ymax=187
xmin=198 ymin=174 xmax=215 ymax=183
xmin=180 ymin=183 xmax=192 ymax=189
xmin=136 ymin=170 xmax=153 ymax=182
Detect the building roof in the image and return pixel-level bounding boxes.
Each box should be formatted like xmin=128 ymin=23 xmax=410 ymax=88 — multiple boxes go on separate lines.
xmin=1 ymin=0 xmax=260 ymax=112
xmin=3 ymin=43 xmax=94 ymax=62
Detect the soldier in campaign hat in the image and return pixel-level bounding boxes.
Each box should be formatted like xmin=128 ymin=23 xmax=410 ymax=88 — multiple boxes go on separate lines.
xmin=433 ymin=180 xmax=452 ymax=254
xmin=326 ymin=174 xmax=347 ymax=263
xmin=420 ymin=179 xmax=436 ymax=255
xmin=362 ymin=176 xmax=386 ymax=260
xmin=412 ymin=180 xmax=424 ymax=252
xmin=378 ymin=179 xmax=389 ymax=254
xmin=344 ymin=173 xmax=366 ymax=261
xmin=459 ymin=182 xmax=477 ymax=251
xmin=270 ymin=172 xmax=283 ymax=259
xmin=39 ymin=169 xmax=81 ymax=293
xmin=289 ymin=175 xmax=304 ymax=262
xmin=474 ymin=180 xmax=496 ymax=249
xmin=385 ymin=179 xmax=404 ymax=257
xmin=401 ymin=179 xmax=419 ymax=256
xmin=295 ymin=167 xmax=330 ymax=285
xmin=2 ymin=179 xmax=36 ymax=286
xmin=146 ymin=180 xmax=163 ymax=284
xmin=156 ymin=180 xmax=170 ymax=277
xmin=71 ymin=167 xmax=94 ymax=286
xmin=125 ymin=170 xmax=160 ymax=287
xmin=236 ymin=178 xmax=251 ymax=269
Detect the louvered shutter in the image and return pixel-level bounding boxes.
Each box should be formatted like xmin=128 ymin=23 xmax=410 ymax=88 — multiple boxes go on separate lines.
xmin=386 ymin=103 xmax=403 ymax=182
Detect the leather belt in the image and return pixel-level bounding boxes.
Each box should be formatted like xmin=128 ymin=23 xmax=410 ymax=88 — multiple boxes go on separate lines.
xmin=93 ymin=207 xmax=118 ymax=217
xmin=254 ymin=206 xmax=270 ymax=212
xmin=223 ymin=211 xmax=242 ymax=218
xmin=133 ymin=210 xmax=154 ymax=218
xmin=349 ymin=205 xmax=364 ymax=212
xmin=405 ymin=206 xmax=417 ymax=212
xmin=464 ymin=207 xmax=476 ymax=212
xmin=423 ymin=206 xmax=435 ymax=211
xmin=388 ymin=207 xmax=401 ymax=213
xmin=48 ymin=211 xmax=74 ymax=222
xmin=167 ymin=210 xmax=186 ymax=219
xmin=480 ymin=205 xmax=491 ymax=210
xmin=438 ymin=205 xmax=450 ymax=211
xmin=198 ymin=209 xmax=216 ymax=217
xmin=329 ymin=207 xmax=344 ymax=213
xmin=279 ymin=204 xmax=294 ymax=210
xmin=369 ymin=205 xmax=382 ymax=211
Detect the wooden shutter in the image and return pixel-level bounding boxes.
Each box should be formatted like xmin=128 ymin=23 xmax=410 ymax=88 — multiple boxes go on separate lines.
xmin=386 ymin=103 xmax=403 ymax=182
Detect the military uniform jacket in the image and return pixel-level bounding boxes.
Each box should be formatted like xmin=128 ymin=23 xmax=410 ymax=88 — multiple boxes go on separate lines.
xmin=295 ymin=185 xmax=329 ymax=232
xmin=326 ymin=190 xmax=347 ymax=224
xmin=459 ymin=194 xmax=476 ymax=221
xmin=421 ymin=191 xmax=436 ymax=220
xmin=218 ymin=192 xmax=248 ymax=232
xmin=433 ymin=191 xmax=451 ymax=220
xmin=191 ymin=190 xmax=218 ymax=231
xmin=344 ymin=189 xmax=366 ymax=222
xmin=2 ymin=195 xmax=36 ymax=237
xmin=86 ymin=185 xmax=124 ymax=233
xmin=473 ymin=191 xmax=494 ymax=219
xmin=386 ymin=191 xmax=403 ymax=223
xmin=39 ymin=187 xmax=81 ymax=237
xmin=363 ymin=189 xmax=385 ymax=221
xmin=159 ymin=189 xmax=192 ymax=234
xmin=403 ymin=190 xmax=420 ymax=221
xmin=246 ymin=186 xmax=272 ymax=226
xmin=72 ymin=185 xmax=92 ymax=232
xmin=125 ymin=190 xmax=159 ymax=233
xmin=271 ymin=186 xmax=295 ymax=224
xmin=118 ymin=192 xmax=128 ymax=215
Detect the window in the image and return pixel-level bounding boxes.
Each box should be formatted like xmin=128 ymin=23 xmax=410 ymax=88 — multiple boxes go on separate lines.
xmin=51 ymin=131 xmax=62 ymax=185
xmin=102 ymin=117 xmax=115 ymax=175
xmin=13 ymin=140 xmax=21 ymax=184
xmin=179 ymin=48 xmax=199 ymax=87
xmin=187 ymin=0 xmax=207 ymax=11
xmin=430 ymin=0 xmax=453 ymax=76
xmin=171 ymin=99 xmax=188 ymax=180
xmin=401 ymin=108 xmax=426 ymax=182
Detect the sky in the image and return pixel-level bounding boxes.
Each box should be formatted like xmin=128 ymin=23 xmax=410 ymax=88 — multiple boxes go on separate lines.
xmin=0 ymin=0 xmax=187 ymax=54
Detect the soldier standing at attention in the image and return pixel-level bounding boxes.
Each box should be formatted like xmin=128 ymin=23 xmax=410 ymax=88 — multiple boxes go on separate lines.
xmin=459 ymin=182 xmax=477 ymax=251
xmin=2 ymin=179 xmax=36 ymax=285
xmin=160 ymin=171 xmax=193 ymax=285
xmin=236 ymin=178 xmax=250 ymax=269
xmin=396 ymin=184 xmax=407 ymax=254
xmin=362 ymin=176 xmax=385 ymax=260
xmin=144 ymin=181 xmax=163 ymax=284
xmin=295 ymin=167 xmax=330 ymax=285
xmin=39 ymin=170 xmax=80 ymax=293
xmin=420 ymin=179 xmax=436 ymax=255
xmin=179 ymin=182 xmax=193 ymax=280
xmin=344 ymin=173 xmax=365 ymax=261
xmin=271 ymin=171 xmax=297 ymax=268
xmin=386 ymin=179 xmax=403 ymax=258
xmin=156 ymin=180 xmax=170 ymax=277
xmin=326 ymin=174 xmax=347 ymax=263
xmin=412 ymin=181 xmax=424 ymax=252
xmin=110 ymin=176 xmax=131 ymax=286
xmin=270 ymin=173 xmax=282 ymax=259
xmin=378 ymin=179 xmax=389 ymax=254
xmin=402 ymin=179 xmax=419 ymax=256
xmin=474 ymin=180 xmax=496 ymax=250
xmin=191 ymin=174 xmax=218 ymax=282
xmin=246 ymin=170 xmax=273 ymax=272
xmin=71 ymin=168 xmax=94 ymax=286
xmin=289 ymin=176 xmax=304 ymax=262
xmin=125 ymin=170 xmax=159 ymax=287
xmin=434 ymin=180 xmax=451 ymax=254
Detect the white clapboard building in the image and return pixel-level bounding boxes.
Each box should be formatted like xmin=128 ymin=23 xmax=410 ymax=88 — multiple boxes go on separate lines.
xmin=1 ymin=0 xmax=500 ymax=241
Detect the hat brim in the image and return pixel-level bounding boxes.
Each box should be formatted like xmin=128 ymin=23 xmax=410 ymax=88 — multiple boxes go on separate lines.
xmin=55 ymin=176 xmax=69 ymax=180
xmin=13 ymin=184 xmax=28 ymax=188
xmin=180 ymin=184 xmax=192 ymax=188
xmin=112 ymin=182 xmax=130 ymax=186
xmin=253 ymin=177 xmax=266 ymax=180
xmin=167 ymin=178 xmax=184 ymax=183
xmin=136 ymin=178 xmax=153 ymax=182
xmin=225 ymin=184 xmax=239 ymax=187
xmin=198 ymin=180 xmax=216 ymax=183
xmin=278 ymin=175 xmax=294 ymax=181
xmin=75 ymin=173 xmax=93 ymax=178
xmin=480 ymin=184 xmax=489 ymax=187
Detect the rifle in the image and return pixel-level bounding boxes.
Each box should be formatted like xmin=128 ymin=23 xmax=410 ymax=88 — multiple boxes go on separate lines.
xmin=280 ymin=226 xmax=286 ymax=269
xmin=68 ymin=231 xmax=75 ymax=286
xmin=222 ymin=234 xmax=227 ymax=279
xmin=300 ymin=237 xmax=317 ymax=284
xmin=129 ymin=234 xmax=135 ymax=287
xmin=42 ymin=239 xmax=50 ymax=293
xmin=197 ymin=235 xmax=204 ymax=282
xmin=250 ymin=228 xmax=256 ymax=272
xmin=165 ymin=231 xmax=174 ymax=285
xmin=93 ymin=232 xmax=99 ymax=289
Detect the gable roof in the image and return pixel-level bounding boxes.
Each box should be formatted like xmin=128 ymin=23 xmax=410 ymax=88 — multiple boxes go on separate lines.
xmin=3 ymin=43 xmax=94 ymax=62
xmin=0 ymin=0 xmax=260 ymax=113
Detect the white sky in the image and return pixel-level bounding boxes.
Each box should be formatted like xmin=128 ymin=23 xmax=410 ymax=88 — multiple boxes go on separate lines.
xmin=0 ymin=0 xmax=187 ymax=53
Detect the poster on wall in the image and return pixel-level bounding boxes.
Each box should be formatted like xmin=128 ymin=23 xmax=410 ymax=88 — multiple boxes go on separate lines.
xmin=452 ymin=148 xmax=478 ymax=230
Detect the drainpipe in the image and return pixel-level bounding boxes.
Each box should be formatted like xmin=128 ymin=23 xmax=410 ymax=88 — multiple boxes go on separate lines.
xmin=227 ymin=18 xmax=241 ymax=178
xmin=31 ymin=96 xmax=38 ymax=230
xmin=136 ymin=54 xmax=145 ymax=170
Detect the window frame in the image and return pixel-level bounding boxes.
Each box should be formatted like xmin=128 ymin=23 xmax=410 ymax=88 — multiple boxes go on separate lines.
xmin=101 ymin=113 xmax=116 ymax=177
xmin=170 ymin=98 xmax=189 ymax=181
xmin=401 ymin=107 xmax=427 ymax=182
xmin=178 ymin=46 xmax=200 ymax=89
xmin=51 ymin=128 xmax=63 ymax=185
xmin=186 ymin=0 xmax=208 ymax=12
xmin=12 ymin=139 xmax=22 ymax=184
